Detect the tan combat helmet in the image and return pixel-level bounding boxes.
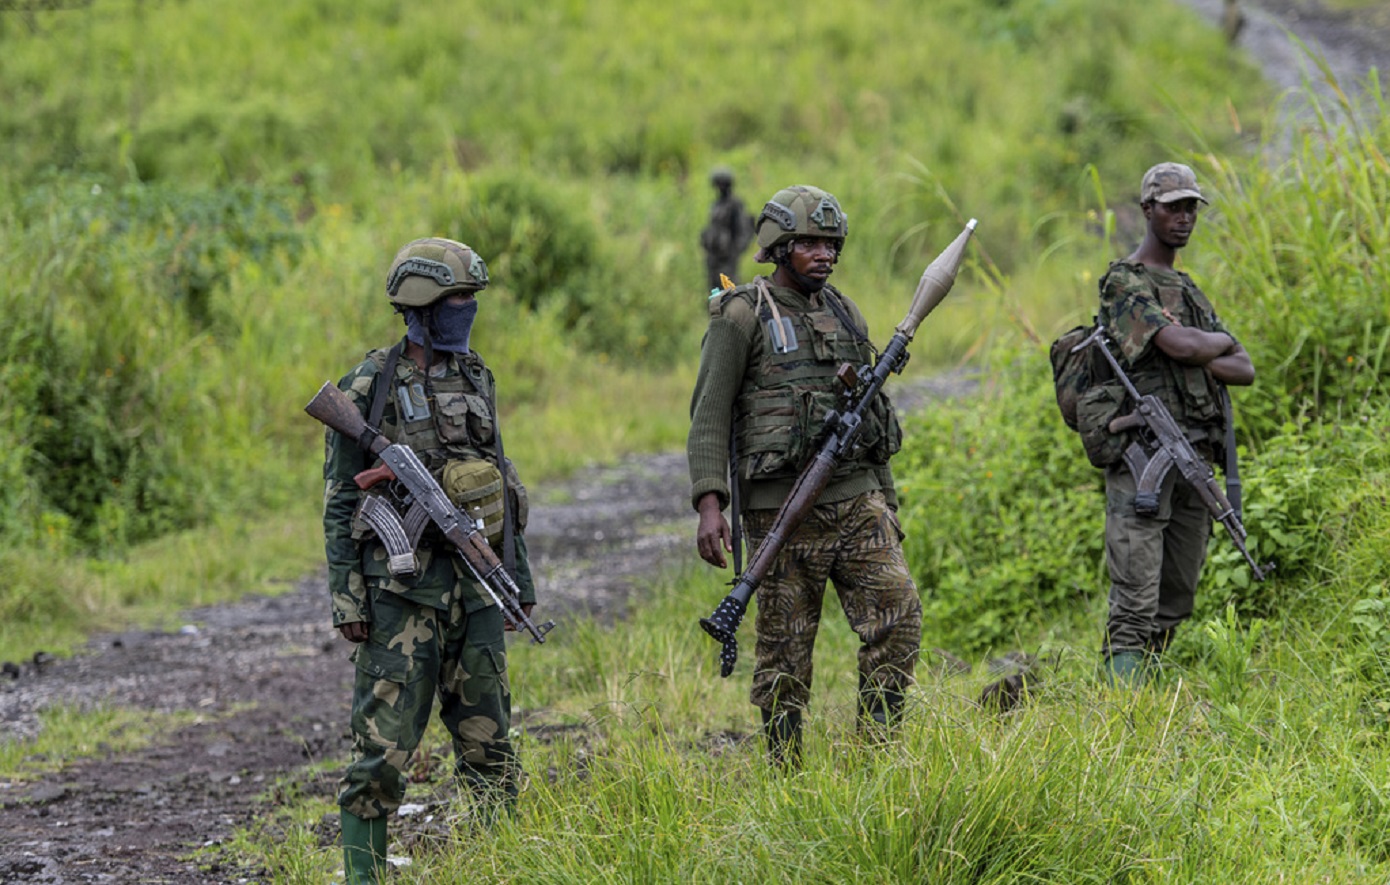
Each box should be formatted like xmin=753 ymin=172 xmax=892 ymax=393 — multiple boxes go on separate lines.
xmin=385 ymin=238 xmax=490 ymax=308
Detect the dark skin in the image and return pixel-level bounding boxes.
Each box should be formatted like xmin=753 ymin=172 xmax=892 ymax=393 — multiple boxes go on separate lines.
xmin=339 ymin=292 xmax=535 ymax=641
xmin=1133 ymin=199 xmax=1255 ymax=387
xmin=695 ymin=237 xmax=840 ymax=568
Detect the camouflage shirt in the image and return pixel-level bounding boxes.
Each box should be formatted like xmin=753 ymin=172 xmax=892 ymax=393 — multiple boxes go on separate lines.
xmin=322 ymin=344 xmax=535 ymax=627
xmin=1098 ymin=259 xmax=1235 ymax=445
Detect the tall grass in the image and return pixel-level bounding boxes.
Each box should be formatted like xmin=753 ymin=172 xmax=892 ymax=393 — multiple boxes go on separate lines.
xmin=243 ymin=568 xmax=1390 ymax=883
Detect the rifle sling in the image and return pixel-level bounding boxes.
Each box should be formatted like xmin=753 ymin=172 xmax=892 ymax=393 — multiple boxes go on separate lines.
xmin=1221 ymin=387 xmax=1242 ymax=519
xmin=729 ymin=422 xmax=743 ymax=576
xmin=821 ymin=288 xmax=869 ymax=345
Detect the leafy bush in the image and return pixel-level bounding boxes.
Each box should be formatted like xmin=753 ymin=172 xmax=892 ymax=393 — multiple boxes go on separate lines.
xmin=0 ymin=179 xmax=302 ymax=550
xmin=1195 ymin=83 xmax=1390 ymax=440
xmin=895 ymin=356 xmax=1106 ymax=655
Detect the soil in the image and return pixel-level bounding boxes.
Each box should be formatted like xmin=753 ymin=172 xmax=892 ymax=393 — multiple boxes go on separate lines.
xmin=2 ymin=4 xmax=1388 ymax=882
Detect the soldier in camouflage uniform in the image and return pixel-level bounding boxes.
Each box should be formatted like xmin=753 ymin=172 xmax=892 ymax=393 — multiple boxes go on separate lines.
xmin=322 ymin=238 xmax=537 ymax=883
xmin=1097 ymin=163 xmax=1254 ymax=685
xmin=699 ymin=166 xmax=756 ymax=290
xmin=688 ymin=185 xmax=922 ymax=765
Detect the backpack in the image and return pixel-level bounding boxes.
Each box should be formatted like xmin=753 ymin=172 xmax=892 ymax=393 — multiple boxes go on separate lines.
xmin=1049 ymin=323 xmax=1104 ymax=431
xmin=1049 ymin=322 xmax=1129 ymax=468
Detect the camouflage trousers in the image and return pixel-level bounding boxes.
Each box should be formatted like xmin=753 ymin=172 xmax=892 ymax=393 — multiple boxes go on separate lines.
xmin=742 ymin=490 xmax=922 ymax=714
xmin=339 ymin=587 xmax=516 ymax=820
xmin=1103 ymin=463 xmax=1211 ymax=655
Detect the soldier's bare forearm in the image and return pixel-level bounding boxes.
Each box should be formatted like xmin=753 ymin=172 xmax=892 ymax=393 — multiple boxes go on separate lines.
xmin=1153 ymin=325 xmax=1238 ymax=365
xmin=1208 ymin=347 xmax=1255 ymax=386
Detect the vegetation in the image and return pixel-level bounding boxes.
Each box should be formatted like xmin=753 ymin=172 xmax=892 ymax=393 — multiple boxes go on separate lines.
xmin=4 ymin=0 xmax=1390 ymax=881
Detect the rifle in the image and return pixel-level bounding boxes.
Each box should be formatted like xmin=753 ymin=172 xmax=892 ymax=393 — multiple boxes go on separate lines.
xmin=1072 ymin=325 xmax=1273 ymax=581
xmin=305 ymin=382 xmax=556 ymax=643
xmin=699 ymin=219 xmax=978 ymax=677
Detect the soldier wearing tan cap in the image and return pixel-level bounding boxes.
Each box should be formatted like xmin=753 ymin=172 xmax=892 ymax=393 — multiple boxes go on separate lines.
xmin=1092 ymin=163 xmax=1255 ymax=686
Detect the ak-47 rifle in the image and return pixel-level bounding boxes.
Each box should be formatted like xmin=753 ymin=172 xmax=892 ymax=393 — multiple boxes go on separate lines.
xmin=699 ymin=219 xmax=978 ymax=677
xmin=305 ymin=382 xmax=556 ymax=643
xmin=1072 ymin=325 xmax=1273 ymax=581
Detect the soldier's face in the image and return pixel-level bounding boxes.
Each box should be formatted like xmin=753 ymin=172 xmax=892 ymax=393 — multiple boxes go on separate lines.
xmin=786 ymin=237 xmax=839 ymax=282
xmin=1145 ymin=198 xmax=1200 ymax=248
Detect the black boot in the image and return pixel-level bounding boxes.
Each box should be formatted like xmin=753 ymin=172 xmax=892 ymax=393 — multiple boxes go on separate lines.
xmin=858 ymin=676 xmax=906 ymax=736
xmin=760 ymin=707 xmax=803 ymax=769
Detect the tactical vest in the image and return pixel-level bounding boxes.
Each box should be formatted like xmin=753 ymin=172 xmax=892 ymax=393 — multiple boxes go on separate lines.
xmin=350 ymin=347 xmax=524 ymax=546
xmin=722 ymin=280 xmax=902 ymax=483
xmin=1101 ymin=262 xmax=1226 ymax=448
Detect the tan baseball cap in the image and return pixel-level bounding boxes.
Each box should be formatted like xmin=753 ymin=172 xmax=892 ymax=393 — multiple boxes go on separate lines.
xmin=1140 ymin=162 xmax=1208 ymax=204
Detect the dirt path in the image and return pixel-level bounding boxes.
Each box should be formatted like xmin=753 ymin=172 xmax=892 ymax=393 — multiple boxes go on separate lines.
xmin=0 ymin=455 xmax=694 ymax=884
xmin=2 ymin=4 xmax=1387 ymax=882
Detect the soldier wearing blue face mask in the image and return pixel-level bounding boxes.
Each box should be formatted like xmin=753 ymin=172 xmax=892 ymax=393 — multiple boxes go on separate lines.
xmin=322 ymin=237 xmax=537 ymax=883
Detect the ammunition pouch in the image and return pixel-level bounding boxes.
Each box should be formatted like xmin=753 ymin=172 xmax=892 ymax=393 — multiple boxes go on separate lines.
xmin=441 ymin=458 xmax=505 ymax=545
xmin=1075 ymin=382 xmax=1130 ymax=468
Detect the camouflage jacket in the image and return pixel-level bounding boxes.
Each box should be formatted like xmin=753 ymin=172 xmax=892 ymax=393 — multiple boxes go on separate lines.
xmin=322 ymin=342 xmax=535 ymax=627
xmin=1098 ymin=259 xmax=1235 ymax=450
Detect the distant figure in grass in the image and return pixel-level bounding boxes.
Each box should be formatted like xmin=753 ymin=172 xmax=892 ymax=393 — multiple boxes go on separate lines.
xmin=688 ymin=185 xmax=920 ymax=766
xmin=699 ymin=166 xmax=755 ymax=292
xmin=321 ymin=238 xmax=539 ymax=883
xmin=1092 ymin=163 xmax=1255 ymax=687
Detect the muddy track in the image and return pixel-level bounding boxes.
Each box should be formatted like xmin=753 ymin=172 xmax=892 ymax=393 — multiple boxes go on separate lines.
xmin=0 ymin=454 xmax=694 ymax=884
xmin=2 ymin=4 xmax=1387 ymax=881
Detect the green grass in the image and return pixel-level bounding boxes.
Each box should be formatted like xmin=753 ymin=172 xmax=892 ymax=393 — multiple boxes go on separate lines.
xmin=227 ymin=568 xmax=1390 ymax=883
xmin=0 ymin=0 xmax=1274 ymax=660
xmin=5 ymin=2 xmax=1390 ymax=880
xmin=0 ymin=705 xmax=201 ymax=780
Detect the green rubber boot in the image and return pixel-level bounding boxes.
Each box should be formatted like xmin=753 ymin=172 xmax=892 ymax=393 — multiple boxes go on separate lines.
xmin=1103 ymin=650 xmax=1148 ymax=688
xmin=341 ymin=810 xmax=387 ymax=885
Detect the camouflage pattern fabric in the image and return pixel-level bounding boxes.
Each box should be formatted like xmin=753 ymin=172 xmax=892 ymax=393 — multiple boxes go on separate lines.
xmin=742 ymin=490 xmax=921 ymax=713
xmin=1098 ymin=260 xmax=1232 ymax=450
xmin=339 ymin=590 xmax=516 ymax=820
xmin=324 ymin=343 xmax=532 ymax=821
xmin=1102 ymin=462 xmax=1211 ymax=655
xmin=323 ymin=345 xmax=535 ymax=626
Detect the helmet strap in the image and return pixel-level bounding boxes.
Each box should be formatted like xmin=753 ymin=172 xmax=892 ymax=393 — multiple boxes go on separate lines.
xmin=773 ymin=248 xmax=828 ymax=294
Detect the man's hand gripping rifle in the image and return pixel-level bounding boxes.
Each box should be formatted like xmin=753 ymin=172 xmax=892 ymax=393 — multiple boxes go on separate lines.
xmin=1072 ymin=325 xmax=1273 ymax=582
xmin=306 ymin=383 xmax=556 ymax=643
xmin=699 ymin=219 xmax=978 ymax=677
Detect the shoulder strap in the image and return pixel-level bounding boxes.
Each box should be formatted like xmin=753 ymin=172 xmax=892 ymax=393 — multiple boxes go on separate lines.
xmin=821 ymin=287 xmax=869 ymax=344
xmin=368 ymin=339 xmax=405 ymax=432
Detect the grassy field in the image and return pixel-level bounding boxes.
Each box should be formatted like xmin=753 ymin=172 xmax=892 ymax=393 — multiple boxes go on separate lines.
xmin=0 ymin=0 xmax=1271 ymax=654
xmin=4 ymin=0 xmax=1390 ymax=880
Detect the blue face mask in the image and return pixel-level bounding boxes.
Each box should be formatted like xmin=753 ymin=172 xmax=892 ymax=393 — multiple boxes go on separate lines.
xmin=406 ymin=297 xmax=478 ymax=353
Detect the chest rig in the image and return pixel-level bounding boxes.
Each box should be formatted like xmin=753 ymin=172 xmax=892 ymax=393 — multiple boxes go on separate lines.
xmin=727 ymin=278 xmax=902 ymax=482
xmin=351 ymin=340 xmax=515 ymax=576
xmin=1102 ymin=263 xmax=1226 ymax=446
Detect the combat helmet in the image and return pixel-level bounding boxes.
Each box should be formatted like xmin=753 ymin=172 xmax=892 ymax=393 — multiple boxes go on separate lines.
xmin=709 ymin=166 xmax=735 ymax=187
xmin=753 ymin=185 xmax=848 ymax=262
xmin=385 ymin=237 xmax=490 ymax=308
